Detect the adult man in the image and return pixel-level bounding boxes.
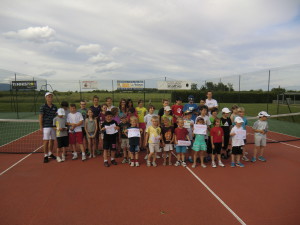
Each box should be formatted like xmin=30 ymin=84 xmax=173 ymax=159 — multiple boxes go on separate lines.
xmin=39 ymin=92 xmax=58 ymax=163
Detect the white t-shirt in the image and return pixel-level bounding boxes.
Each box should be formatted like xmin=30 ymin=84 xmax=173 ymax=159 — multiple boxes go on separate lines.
xmin=67 ymin=112 xmax=83 ymax=133
xmin=144 ymin=113 xmax=157 ymax=129
xmin=107 ymin=105 xmax=116 ymax=111
xmin=196 ymin=115 xmax=211 ymax=126
xmin=205 ymin=98 xmax=218 ymax=112
xmin=230 ymin=126 xmax=245 ymax=147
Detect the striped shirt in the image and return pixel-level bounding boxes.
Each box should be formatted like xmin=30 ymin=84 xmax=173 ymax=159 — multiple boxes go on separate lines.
xmin=40 ymin=103 xmax=58 ymax=128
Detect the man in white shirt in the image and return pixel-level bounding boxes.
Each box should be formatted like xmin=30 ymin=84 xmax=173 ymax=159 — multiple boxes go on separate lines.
xmin=205 ymin=91 xmax=218 ymax=115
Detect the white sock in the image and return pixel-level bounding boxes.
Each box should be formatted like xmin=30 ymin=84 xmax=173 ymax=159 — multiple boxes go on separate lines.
xmin=44 ymin=154 xmax=48 ymax=157
xmin=48 ymin=152 xmax=52 ymax=156
xmin=104 ymin=159 xmax=108 ymax=162
xmin=111 ymin=157 xmax=114 ymax=161
xmin=82 ymin=152 xmax=85 ymax=156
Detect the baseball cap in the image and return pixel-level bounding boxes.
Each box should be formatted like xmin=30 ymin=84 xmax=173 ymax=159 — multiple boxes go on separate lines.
xmin=258 ymin=111 xmax=270 ymax=117
xmin=184 ymin=110 xmax=192 ymax=114
xmin=234 ymin=116 xmax=244 ymax=123
xmin=57 ymin=108 xmax=65 ymax=116
xmin=164 ymin=106 xmax=171 ymax=111
xmin=45 ymin=92 xmax=53 ymax=97
xmin=222 ymin=107 xmax=231 ymax=113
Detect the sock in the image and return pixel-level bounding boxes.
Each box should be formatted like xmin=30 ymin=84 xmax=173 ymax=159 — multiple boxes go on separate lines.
xmin=48 ymin=152 xmax=52 ymax=156
xmin=111 ymin=157 xmax=114 ymax=161
xmin=104 ymin=159 xmax=108 ymax=162
xmin=82 ymin=152 xmax=85 ymax=156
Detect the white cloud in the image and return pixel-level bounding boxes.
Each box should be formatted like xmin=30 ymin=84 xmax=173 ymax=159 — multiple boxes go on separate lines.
xmin=88 ymin=53 xmax=111 ymax=64
xmin=76 ymin=44 xmax=102 ymax=55
xmin=3 ymin=26 xmax=55 ymax=42
xmin=95 ymin=62 xmax=123 ymax=72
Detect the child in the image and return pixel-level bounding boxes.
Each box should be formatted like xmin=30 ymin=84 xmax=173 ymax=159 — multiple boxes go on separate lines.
xmin=144 ymin=105 xmax=157 ymax=129
xmin=206 ymin=107 xmax=219 ymax=161
xmin=252 ymin=111 xmax=270 ymax=162
xmin=158 ymin=99 xmax=172 ymax=122
xmin=174 ymin=118 xmax=190 ymax=167
xmin=161 ymin=106 xmax=173 ymax=124
xmin=101 ymin=111 xmax=119 ymax=167
xmin=126 ymin=99 xmax=135 ymax=112
xmin=192 ymin=117 xmax=207 ymax=168
xmin=106 ymin=97 xmax=115 ymax=111
xmin=119 ymin=115 xmax=131 ymax=164
xmin=210 ymin=118 xmax=225 ymax=167
xmin=111 ymin=107 xmax=120 ymax=124
xmin=144 ymin=116 xmax=161 ymax=167
xmin=98 ymin=103 xmax=108 ymax=152
xmin=61 ymin=101 xmax=70 ymax=118
xmin=236 ymin=107 xmax=249 ymax=162
xmin=161 ymin=117 xmax=174 ymax=166
xmin=171 ymin=97 xmax=183 ymax=126
xmin=230 ymin=104 xmax=239 ymax=123
xmin=230 ymin=117 xmax=245 ymax=167
xmin=135 ymin=100 xmax=147 ymax=148
xmin=78 ymin=100 xmax=88 ymax=154
xmin=66 ymin=104 xmax=86 ymax=161
xmin=183 ymin=110 xmax=194 ymax=163
xmin=53 ymin=108 xmax=68 ymax=162
xmin=220 ymin=107 xmax=232 ymax=159
xmin=127 ymin=116 xmax=142 ymax=167
xmin=205 ymin=91 xmax=218 ymax=115
xmin=85 ymin=109 xmax=98 ymax=158
xmin=183 ymin=95 xmax=198 ymax=122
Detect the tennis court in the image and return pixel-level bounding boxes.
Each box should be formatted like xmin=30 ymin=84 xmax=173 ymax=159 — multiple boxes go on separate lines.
xmin=0 ymin=115 xmax=300 ymax=225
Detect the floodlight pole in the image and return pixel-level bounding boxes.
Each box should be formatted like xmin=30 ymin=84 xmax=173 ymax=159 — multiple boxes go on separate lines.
xmin=15 ymin=73 xmax=19 ymax=119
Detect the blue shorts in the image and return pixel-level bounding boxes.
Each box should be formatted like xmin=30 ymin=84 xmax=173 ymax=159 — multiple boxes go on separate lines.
xmin=175 ymin=145 xmax=187 ymax=154
xmin=129 ymin=145 xmax=139 ymax=153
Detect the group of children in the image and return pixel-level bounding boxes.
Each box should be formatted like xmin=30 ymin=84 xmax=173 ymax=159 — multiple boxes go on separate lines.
xmin=50 ymin=94 xmax=270 ymax=168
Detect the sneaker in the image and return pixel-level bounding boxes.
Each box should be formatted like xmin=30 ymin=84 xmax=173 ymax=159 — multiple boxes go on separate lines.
xmin=122 ymin=158 xmax=128 ymax=164
xmin=130 ymin=162 xmax=135 ymax=167
xmin=174 ymin=161 xmax=181 ymax=167
xmin=188 ymin=157 xmax=193 ymax=163
xmin=89 ymin=154 xmax=92 ymax=159
xmin=201 ymin=164 xmax=207 ymax=168
xmin=212 ymin=162 xmax=217 ymax=168
xmin=92 ymin=154 xmax=96 ymax=158
xmin=111 ymin=160 xmax=117 ymax=165
xmin=251 ymin=157 xmax=257 ymax=163
xmin=135 ymin=162 xmax=140 ymax=167
xmin=244 ymin=151 xmax=249 ymax=155
xmin=72 ymin=153 xmax=78 ymax=160
xmin=218 ymin=161 xmax=225 ymax=167
xmin=144 ymin=154 xmax=148 ymax=160
xmin=166 ymin=155 xmax=169 ymax=158
xmin=147 ymin=161 xmax=151 ymax=167
xmin=163 ymin=162 xmax=167 ymax=166
xmin=128 ymin=159 xmax=131 ymax=164
xmin=236 ymin=162 xmax=245 ymax=167
xmin=104 ymin=161 xmax=110 ymax=167
xmin=168 ymin=162 xmax=172 ymax=166
xmin=258 ymin=156 xmax=267 ymax=162
xmin=242 ymin=156 xmax=249 ymax=162
xmin=48 ymin=154 xmax=56 ymax=160
xmin=61 ymin=154 xmax=65 ymax=162
xmin=152 ymin=161 xmax=157 ymax=167
xmin=156 ymin=155 xmax=161 ymax=159
xmin=56 ymin=156 xmax=62 ymax=163
xmin=192 ymin=164 xmax=196 ymax=168
xmin=44 ymin=156 xmax=49 ymax=163
xmin=82 ymin=154 xmax=86 ymax=161
xmin=181 ymin=161 xmax=187 ymax=167
xmin=231 ymin=162 xmax=236 ymax=167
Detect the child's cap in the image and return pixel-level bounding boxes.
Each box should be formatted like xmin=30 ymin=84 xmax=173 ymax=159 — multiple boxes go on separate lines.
xmin=234 ymin=116 xmax=244 ymax=123
xmin=45 ymin=92 xmax=53 ymax=97
xmin=164 ymin=106 xmax=171 ymax=111
xmin=258 ymin=111 xmax=270 ymax=117
xmin=57 ymin=108 xmax=65 ymax=116
xmin=222 ymin=107 xmax=231 ymax=113
xmin=184 ymin=110 xmax=192 ymax=114
xmin=176 ymin=96 xmax=182 ymax=101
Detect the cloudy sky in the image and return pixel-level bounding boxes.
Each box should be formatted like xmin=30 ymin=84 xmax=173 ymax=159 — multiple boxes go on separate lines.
xmin=1 ymin=0 xmax=300 ymax=90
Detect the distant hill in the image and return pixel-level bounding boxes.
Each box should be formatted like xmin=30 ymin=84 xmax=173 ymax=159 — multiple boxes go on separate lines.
xmin=0 ymin=83 xmax=10 ymax=91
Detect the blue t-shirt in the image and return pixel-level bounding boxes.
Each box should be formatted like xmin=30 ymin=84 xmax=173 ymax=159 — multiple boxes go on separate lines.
xmin=183 ymin=103 xmax=198 ymax=122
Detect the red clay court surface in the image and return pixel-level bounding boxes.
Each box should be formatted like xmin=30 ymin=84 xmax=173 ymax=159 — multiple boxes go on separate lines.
xmin=1 ymin=131 xmax=300 ymax=225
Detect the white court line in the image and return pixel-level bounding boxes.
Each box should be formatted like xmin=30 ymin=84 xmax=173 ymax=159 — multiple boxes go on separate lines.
xmin=0 ymin=145 xmax=43 ymax=176
xmin=171 ymin=152 xmax=246 ymax=225
xmin=0 ymin=129 xmax=39 ymax=148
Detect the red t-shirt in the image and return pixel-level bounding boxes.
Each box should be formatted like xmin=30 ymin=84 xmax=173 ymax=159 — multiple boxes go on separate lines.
xmin=172 ymin=104 xmax=183 ymax=123
xmin=174 ymin=127 xmax=188 ymax=141
xmin=210 ymin=127 xmax=224 ymax=143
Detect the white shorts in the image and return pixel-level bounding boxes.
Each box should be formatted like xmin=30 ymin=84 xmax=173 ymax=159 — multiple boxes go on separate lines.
xmin=164 ymin=144 xmax=173 ymax=152
xmin=121 ymin=138 xmax=129 ymax=149
xmin=255 ymin=134 xmax=267 ymax=147
xmin=43 ymin=128 xmax=56 ymax=140
xmin=149 ymin=143 xmax=160 ymax=153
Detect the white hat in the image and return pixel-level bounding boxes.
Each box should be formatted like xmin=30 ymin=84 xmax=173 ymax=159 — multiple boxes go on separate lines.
xmin=164 ymin=106 xmax=171 ymax=111
xmin=45 ymin=92 xmax=53 ymax=97
xmin=57 ymin=108 xmax=65 ymax=116
xmin=222 ymin=107 xmax=231 ymax=113
xmin=234 ymin=116 xmax=244 ymax=123
xmin=258 ymin=111 xmax=270 ymax=117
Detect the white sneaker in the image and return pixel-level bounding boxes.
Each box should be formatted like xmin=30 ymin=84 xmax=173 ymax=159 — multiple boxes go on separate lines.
xmin=181 ymin=161 xmax=187 ymax=167
xmin=218 ymin=161 xmax=225 ymax=167
xmin=130 ymin=162 xmax=135 ymax=167
xmin=144 ymin=154 xmax=148 ymax=160
xmin=212 ymin=162 xmax=217 ymax=168
xmin=192 ymin=164 xmax=196 ymax=168
xmin=61 ymin=154 xmax=65 ymax=162
xmin=82 ymin=154 xmax=86 ymax=161
xmin=156 ymin=155 xmax=161 ymax=159
xmin=175 ymin=161 xmax=181 ymax=166
xmin=135 ymin=162 xmax=140 ymax=167
xmin=152 ymin=161 xmax=157 ymax=167
xmin=201 ymin=164 xmax=207 ymax=168
xmin=56 ymin=156 xmax=62 ymax=163
xmin=168 ymin=162 xmax=172 ymax=166
xmin=72 ymin=152 xmax=78 ymax=160
xmin=242 ymin=156 xmax=250 ymax=162
xmin=147 ymin=161 xmax=151 ymax=167
xmin=89 ymin=154 xmax=92 ymax=159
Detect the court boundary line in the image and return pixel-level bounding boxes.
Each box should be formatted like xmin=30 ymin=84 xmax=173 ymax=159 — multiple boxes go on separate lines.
xmin=0 ymin=129 xmax=39 ymax=148
xmin=171 ymin=152 xmax=246 ymax=225
xmin=0 ymin=145 xmax=43 ymax=176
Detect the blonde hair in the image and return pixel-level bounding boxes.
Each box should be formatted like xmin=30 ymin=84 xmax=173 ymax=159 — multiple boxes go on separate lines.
xmin=162 ymin=117 xmax=171 ymax=124
xmin=177 ymin=118 xmax=184 ymax=123
xmin=151 ymin=115 xmax=159 ymax=122
xmin=237 ymin=107 xmax=245 ymax=112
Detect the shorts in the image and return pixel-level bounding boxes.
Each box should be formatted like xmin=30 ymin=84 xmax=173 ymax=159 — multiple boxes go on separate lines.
xmin=163 ymin=144 xmax=173 ymax=152
xmin=175 ymin=145 xmax=187 ymax=154
xmin=69 ymin=132 xmax=83 ymax=145
xmin=88 ymin=132 xmax=95 ymax=137
xmin=192 ymin=142 xmax=207 ymax=152
xmin=232 ymin=146 xmax=243 ymax=155
xmin=43 ymin=128 xmax=56 ymax=140
xmin=57 ymin=136 xmax=69 ymax=148
xmin=139 ymin=123 xmax=146 ymax=131
xmin=149 ymin=143 xmax=160 ymax=153
xmin=121 ymin=138 xmax=130 ymax=149
xmin=222 ymin=134 xmax=230 ymax=150
xmin=129 ymin=145 xmax=139 ymax=153
xmin=255 ymin=134 xmax=267 ymax=147
xmin=243 ymin=139 xmax=247 ymax=145
xmin=103 ymin=141 xmax=117 ymax=151
xmin=206 ymin=137 xmax=212 ymax=154
xmin=212 ymin=142 xmax=222 ymax=154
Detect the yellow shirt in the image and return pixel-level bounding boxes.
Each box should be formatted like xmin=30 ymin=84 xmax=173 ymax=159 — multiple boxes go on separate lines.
xmin=146 ymin=126 xmax=161 ymax=144
xmin=136 ymin=107 xmax=147 ymax=123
